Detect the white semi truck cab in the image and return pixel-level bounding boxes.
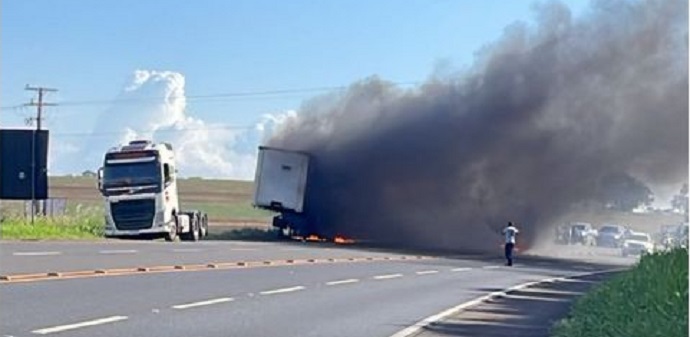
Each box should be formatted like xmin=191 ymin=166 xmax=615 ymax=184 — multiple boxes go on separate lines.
xmin=97 ymin=140 xmax=208 ymax=241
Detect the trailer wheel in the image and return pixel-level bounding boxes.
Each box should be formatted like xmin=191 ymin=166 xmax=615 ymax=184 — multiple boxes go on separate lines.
xmin=165 ymin=215 xmax=179 ymax=242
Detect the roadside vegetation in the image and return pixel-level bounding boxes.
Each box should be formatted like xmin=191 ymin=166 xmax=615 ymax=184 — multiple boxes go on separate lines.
xmin=0 ymin=206 xmax=104 ymax=240
xmin=0 ymin=176 xmax=272 ymax=240
xmin=552 ymin=248 xmax=688 ymax=337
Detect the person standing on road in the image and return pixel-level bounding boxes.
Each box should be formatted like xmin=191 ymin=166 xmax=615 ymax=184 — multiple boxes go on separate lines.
xmin=502 ymin=222 xmax=519 ymax=266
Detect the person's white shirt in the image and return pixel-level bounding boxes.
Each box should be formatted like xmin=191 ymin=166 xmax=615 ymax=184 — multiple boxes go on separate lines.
xmin=503 ymin=225 xmax=519 ymax=244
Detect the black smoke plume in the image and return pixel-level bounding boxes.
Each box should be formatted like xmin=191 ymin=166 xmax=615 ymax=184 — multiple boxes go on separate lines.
xmin=268 ymin=0 xmax=688 ymax=252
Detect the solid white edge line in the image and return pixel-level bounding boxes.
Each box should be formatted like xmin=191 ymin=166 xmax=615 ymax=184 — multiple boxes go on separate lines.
xmin=450 ymin=267 xmax=472 ymax=272
xmin=387 ymin=268 xmax=625 ymax=337
xmin=326 ymin=279 xmax=360 ymax=286
xmin=373 ymin=273 xmax=403 ymax=280
xmin=416 ymin=270 xmax=439 ymax=275
xmin=259 ymin=286 xmax=305 ymax=295
xmin=31 ymin=316 xmax=128 ymax=335
xmin=12 ymin=252 xmax=62 ymax=256
xmin=172 ymin=297 xmax=234 ymax=309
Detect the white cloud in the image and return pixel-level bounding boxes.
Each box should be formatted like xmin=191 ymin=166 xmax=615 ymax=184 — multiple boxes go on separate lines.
xmin=57 ymin=70 xmax=293 ymax=179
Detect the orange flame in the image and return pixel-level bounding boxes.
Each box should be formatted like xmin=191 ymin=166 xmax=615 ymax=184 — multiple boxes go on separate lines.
xmin=334 ymin=235 xmax=355 ymax=244
xmin=305 ymin=235 xmax=323 ymax=242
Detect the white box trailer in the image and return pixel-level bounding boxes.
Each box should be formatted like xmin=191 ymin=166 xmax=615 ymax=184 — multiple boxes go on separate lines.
xmin=253 ymin=146 xmax=310 ymax=213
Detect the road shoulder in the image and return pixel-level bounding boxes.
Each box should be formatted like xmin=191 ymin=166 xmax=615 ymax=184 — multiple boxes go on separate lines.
xmin=411 ymin=271 xmax=618 ymax=337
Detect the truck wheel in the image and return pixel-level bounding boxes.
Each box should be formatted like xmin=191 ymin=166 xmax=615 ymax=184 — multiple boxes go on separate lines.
xmin=200 ymin=214 xmax=208 ymax=238
xmin=181 ymin=215 xmax=200 ymax=242
xmin=191 ymin=214 xmax=200 ymax=241
xmin=165 ymin=215 xmax=179 ymax=242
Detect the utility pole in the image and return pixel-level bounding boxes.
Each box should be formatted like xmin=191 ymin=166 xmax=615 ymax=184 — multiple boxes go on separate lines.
xmin=24 ymin=85 xmax=58 ymax=223
xmin=25 ymin=85 xmax=57 ymax=130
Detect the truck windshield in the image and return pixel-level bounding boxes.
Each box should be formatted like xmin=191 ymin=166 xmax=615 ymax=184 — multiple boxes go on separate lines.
xmin=103 ymin=162 xmax=161 ymax=188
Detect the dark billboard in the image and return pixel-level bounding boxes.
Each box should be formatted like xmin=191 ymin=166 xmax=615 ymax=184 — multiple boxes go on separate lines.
xmin=0 ymin=129 xmax=49 ymax=200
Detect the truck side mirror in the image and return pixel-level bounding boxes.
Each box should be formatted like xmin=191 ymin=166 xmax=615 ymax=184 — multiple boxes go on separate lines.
xmin=97 ymin=167 xmax=104 ymax=192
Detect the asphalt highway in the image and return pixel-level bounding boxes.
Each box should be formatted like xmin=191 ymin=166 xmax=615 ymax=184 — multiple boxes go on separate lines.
xmin=0 ymin=240 xmax=630 ymax=337
xmin=0 ymin=240 xmax=406 ymax=275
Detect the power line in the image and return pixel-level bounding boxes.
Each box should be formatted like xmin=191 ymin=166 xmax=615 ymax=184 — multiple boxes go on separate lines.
xmin=0 ymin=81 xmax=422 ymax=109
xmin=1 ymin=104 xmax=27 ymax=111
xmin=51 ymin=124 xmax=256 ymax=138
xmin=24 ymin=85 xmax=58 ymax=130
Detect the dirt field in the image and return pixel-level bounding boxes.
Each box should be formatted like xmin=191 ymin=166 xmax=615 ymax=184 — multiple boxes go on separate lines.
xmin=0 ymin=176 xmax=273 ymax=225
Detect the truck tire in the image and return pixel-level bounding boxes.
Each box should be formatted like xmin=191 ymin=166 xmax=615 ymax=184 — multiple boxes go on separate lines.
xmin=165 ymin=215 xmax=179 ymax=242
xmin=200 ymin=214 xmax=208 ymax=238
xmin=181 ymin=214 xmax=200 ymax=242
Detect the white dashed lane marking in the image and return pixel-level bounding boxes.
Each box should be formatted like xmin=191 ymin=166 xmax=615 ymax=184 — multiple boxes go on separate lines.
xmin=373 ymin=274 xmax=403 ymax=280
xmin=31 ymin=316 xmax=128 ymax=335
xmin=482 ymin=265 xmax=501 ymax=269
xmin=12 ymin=252 xmax=62 ymax=256
xmin=451 ymin=267 xmax=472 ymax=272
xmin=260 ymin=286 xmax=305 ymax=295
xmin=415 ymin=270 xmax=439 ymax=275
xmin=326 ymin=279 xmax=360 ymax=286
xmin=172 ymin=297 xmax=234 ymax=310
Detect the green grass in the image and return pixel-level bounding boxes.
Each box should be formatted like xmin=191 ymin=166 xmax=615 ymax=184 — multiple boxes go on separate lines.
xmin=0 ymin=207 xmax=104 ymax=240
xmin=552 ymin=248 xmax=689 ymax=337
xmin=181 ymin=202 xmax=273 ymax=222
xmin=34 ymin=176 xmax=273 ymax=223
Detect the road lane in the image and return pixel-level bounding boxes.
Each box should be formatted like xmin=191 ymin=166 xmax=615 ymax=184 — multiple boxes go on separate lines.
xmin=0 ymin=240 xmax=411 ymax=275
xmin=0 ymin=256 xmax=622 ymax=337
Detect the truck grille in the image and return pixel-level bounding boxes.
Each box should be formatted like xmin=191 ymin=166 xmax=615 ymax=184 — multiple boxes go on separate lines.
xmin=110 ymin=199 xmax=155 ymax=230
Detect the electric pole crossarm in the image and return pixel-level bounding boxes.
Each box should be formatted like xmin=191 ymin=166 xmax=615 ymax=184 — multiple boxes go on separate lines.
xmin=24 ymin=85 xmax=57 ymax=131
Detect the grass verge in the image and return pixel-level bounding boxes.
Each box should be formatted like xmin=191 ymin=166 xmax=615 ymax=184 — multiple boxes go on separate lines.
xmin=0 ymin=208 xmax=104 ymax=240
xmin=552 ymin=248 xmax=688 ymax=337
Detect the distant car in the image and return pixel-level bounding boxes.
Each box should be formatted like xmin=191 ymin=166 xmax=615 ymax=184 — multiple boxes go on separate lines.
xmin=568 ymin=222 xmax=598 ymax=246
xmin=596 ymin=224 xmax=626 ymax=248
xmin=621 ymin=232 xmax=654 ymax=257
xmin=554 ymin=224 xmax=571 ymax=245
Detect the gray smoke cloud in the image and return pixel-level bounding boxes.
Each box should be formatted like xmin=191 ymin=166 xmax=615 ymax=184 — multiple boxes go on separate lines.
xmin=268 ymin=0 xmax=688 ymax=251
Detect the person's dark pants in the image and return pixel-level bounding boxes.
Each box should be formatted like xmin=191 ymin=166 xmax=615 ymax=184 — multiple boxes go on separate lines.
xmin=504 ymin=243 xmax=515 ymax=266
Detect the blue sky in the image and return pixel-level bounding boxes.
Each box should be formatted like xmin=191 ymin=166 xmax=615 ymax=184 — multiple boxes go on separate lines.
xmin=1 ymin=0 xmax=588 ymax=136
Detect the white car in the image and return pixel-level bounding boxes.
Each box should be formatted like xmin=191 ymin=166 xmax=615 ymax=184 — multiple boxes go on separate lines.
xmin=621 ymin=232 xmax=654 ymax=257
